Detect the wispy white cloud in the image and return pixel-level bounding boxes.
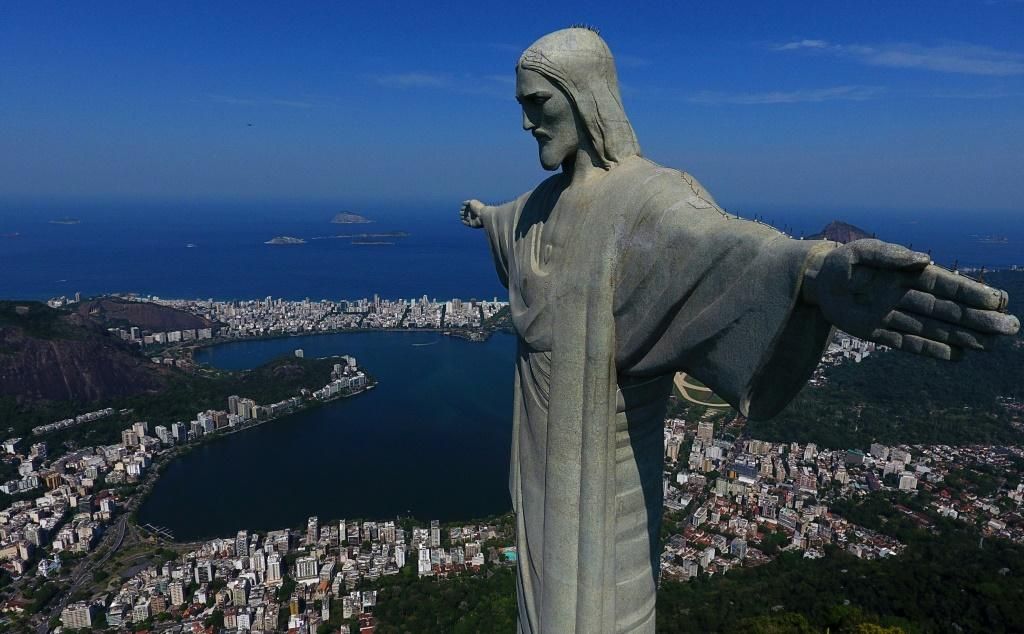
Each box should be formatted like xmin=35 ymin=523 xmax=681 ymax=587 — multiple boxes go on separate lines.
xmin=688 ymin=85 xmax=883 ymax=105
xmin=931 ymin=88 xmax=1024 ymax=99
xmin=208 ymin=94 xmax=315 ymax=108
xmin=773 ymin=39 xmax=829 ymax=51
xmin=482 ymin=74 xmax=515 ymax=85
xmin=774 ymin=39 xmax=1024 ymax=76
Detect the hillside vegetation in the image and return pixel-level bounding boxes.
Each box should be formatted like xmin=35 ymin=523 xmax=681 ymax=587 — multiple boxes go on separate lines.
xmin=748 ymin=270 xmax=1024 ymax=449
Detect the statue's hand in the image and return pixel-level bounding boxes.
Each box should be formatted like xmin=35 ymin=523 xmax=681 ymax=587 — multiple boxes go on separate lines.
xmin=460 ymin=199 xmax=486 ymax=229
xmin=807 ymin=239 xmax=1020 ymax=360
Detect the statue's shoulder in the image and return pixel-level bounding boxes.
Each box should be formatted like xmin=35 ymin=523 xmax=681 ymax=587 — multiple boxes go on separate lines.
xmin=623 ymin=157 xmax=722 ymax=212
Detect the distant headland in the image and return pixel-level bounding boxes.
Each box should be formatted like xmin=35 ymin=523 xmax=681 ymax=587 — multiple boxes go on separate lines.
xmin=265 ymin=236 xmax=306 ymax=245
xmin=331 ymin=212 xmax=372 ymax=224
xmin=806 ymin=220 xmax=873 ymax=243
xmin=49 ymin=217 xmax=81 ymax=225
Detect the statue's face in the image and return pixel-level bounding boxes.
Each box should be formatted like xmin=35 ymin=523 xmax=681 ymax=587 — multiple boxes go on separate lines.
xmin=516 ymin=67 xmax=580 ymax=171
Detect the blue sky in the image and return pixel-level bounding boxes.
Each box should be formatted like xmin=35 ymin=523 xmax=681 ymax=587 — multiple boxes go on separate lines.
xmin=2 ymin=0 xmax=1022 ymax=212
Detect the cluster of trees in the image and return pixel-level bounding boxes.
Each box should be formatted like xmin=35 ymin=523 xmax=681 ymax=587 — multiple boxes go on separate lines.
xmin=0 ymin=300 xmax=76 ymax=340
xmin=657 ymin=493 xmax=1024 ymax=633
xmin=370 ymin=566 xmax=517 ymax=633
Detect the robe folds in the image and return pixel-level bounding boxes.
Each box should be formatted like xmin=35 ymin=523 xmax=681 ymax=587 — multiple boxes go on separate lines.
xmin=481 ymin=155 xmax=834 ymax=634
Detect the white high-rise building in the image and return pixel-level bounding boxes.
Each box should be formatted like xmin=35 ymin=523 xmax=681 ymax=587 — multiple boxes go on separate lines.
xmin=295 ymin=555 xmax=319 ymax=582
xmin=266 ymin=553 xmax=283 ymax=585
xmin=121 ymin=429 xmax=139 ymax=448
xmin=169 ymin=580 xmax=185 ymax=607
xmin=252 ymin=549 xmax=266 ymax=573
xmin=171 ymin=422 xmax=187 ymax=443
xmin=696 ymin=420 xmax=714 ymax=443
xmin=236 ymin=530 xmax=249 ymax=558
xmin=307 ymin=516 xmax=319 ymax=545
xmin=429 ymin=520 xmax=441 ymax=548
xmin=899 ymin=473 xmax=918 ymax=491
xmin=418 ymin=547 xmax=433 ymax=577
xmin=154 ymin=425 xmax=170 ymax=444
xmin=194 ymin=560 xmax=214 ymax=584
xmin=61 ymin=602 xmax=93 ymax=628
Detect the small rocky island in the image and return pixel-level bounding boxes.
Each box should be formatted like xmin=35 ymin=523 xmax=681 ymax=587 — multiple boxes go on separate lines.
xmin=331 ymin=212 xmax=371 ymax=224
xmin=265 ymin=236 xmax=306 ymax=245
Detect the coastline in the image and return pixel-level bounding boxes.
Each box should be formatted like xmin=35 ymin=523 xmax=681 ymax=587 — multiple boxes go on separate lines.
xmin=175 ymin=326 xmax=507 ymax=359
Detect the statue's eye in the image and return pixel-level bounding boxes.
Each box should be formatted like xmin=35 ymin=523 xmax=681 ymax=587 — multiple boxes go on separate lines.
xmin=520 ymin=94 xmax=549 ymax=106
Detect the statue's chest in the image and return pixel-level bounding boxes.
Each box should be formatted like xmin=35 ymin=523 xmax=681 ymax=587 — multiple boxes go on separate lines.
xmin=511 ymin=198 xmax=580 ymax=303
xmin=508 ymin=192 xmax=621 ymax=350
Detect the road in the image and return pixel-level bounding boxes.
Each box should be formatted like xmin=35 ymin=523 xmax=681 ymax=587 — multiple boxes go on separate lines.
xmin=33 ymin=516 xmax=128 ymax=634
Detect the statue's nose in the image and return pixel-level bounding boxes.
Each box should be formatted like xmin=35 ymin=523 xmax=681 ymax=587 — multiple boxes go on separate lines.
xmin=522 ymin=110 xmax=536 ymax=131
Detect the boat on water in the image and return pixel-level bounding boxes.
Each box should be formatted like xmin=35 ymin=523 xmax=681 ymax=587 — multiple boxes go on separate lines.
xmin=411 ymin=341 xmax=439 ymax=347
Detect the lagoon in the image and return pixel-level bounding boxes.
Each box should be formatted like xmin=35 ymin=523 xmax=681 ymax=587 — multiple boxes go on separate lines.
xmin=136 ymin=331 xmax=516 ymax=541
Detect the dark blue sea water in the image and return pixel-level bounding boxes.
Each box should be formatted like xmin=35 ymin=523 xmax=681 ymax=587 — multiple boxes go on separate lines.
xmin=0 ymin=202 xmax=506 ymax=302
xmin=137 ymin=331 xmax=517 ymax=541
xmin=0 ymin=201 xmax=1021 ymax=302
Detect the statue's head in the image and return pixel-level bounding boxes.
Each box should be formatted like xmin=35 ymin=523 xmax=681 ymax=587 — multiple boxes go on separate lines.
xmin=516 ymin=27 xmax=640 ymax=171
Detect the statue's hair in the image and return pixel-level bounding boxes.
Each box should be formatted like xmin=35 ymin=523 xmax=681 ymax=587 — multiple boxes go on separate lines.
xmin=518 ymin=28 xmax=640 ymax=168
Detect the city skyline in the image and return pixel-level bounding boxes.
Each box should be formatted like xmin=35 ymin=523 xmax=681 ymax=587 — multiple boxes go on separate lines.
xmin=2 ymin=1 xmax=1023 ymax=211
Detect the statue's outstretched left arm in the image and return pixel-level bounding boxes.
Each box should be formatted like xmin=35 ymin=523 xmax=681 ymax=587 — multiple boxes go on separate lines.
xmin=802 ymin=239 xmax=1020 ymax=360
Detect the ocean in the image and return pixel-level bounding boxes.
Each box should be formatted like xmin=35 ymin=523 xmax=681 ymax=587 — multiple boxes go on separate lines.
xmin=1 ymin=201 xmax=1021 ymax=303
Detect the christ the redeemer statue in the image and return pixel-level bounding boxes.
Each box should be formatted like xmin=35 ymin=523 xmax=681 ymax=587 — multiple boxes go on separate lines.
xmin=459 ymin=27 xmax=1020 ymax=634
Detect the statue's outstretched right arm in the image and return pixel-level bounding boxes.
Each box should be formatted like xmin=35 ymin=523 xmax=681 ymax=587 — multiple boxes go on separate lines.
xmin=459 ymin=197 xmax=519 ymax=289
xmin=459 ymin=199 xmax=488 ymax=229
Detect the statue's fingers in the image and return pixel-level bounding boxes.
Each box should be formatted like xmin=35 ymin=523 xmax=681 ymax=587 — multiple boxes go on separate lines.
xmin=853 ymin=239 xmax=930 ymax=271
xmin=898 ymin=289 xmax=1021 ymax=334
xmin=904 ymin=265 xmax=1008 ymax=311
xmin=869 ymin=327 xmax=963 ymax=359
xmin=869 ymin=328 xmax=903 ymax=349
xmin=883 ymin=310 xmax=993 ymax=350
xmin=898 ymin=333 xmax=964 ymax=361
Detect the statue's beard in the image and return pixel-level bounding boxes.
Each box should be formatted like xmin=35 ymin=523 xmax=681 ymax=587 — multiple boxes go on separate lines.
xmin=538 ymin=140 xmax=570 ymax=171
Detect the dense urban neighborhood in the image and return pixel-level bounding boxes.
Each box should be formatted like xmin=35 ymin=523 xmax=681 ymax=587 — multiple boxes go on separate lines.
xmin=43 ymin=295 xmax=510 ymax=349
xmin=3 ymin=291 xmax=1023 ymax=632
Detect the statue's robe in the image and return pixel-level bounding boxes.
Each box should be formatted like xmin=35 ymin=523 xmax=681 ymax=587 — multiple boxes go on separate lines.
xmin=481 ymin=155 xmax=834 ymax=634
